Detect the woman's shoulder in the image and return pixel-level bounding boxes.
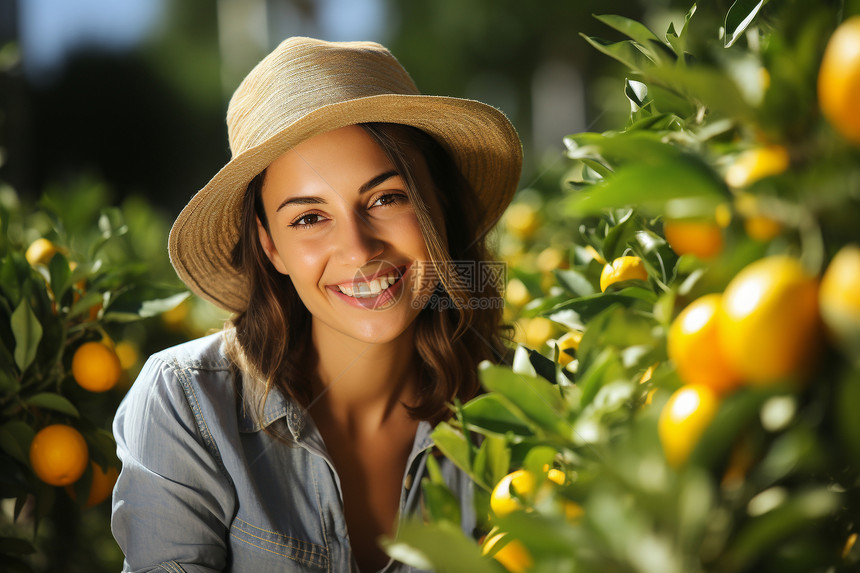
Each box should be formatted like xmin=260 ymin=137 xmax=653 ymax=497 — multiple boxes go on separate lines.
xmin=146 ymin=330 xmax=233 ymax=373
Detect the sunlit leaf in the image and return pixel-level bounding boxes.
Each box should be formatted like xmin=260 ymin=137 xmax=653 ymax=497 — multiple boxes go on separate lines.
xmin=382 ymin=521 xmax=499 ymax=573
xmin=724 ymin=0 xmax=768 ymax=48
xmin=479 ymin=363 xmax=569 ymax=436
xmin=579 ymin=35 xmax=654 ymax=72
xmin=462 ymin=394 xmax=536 ymax=438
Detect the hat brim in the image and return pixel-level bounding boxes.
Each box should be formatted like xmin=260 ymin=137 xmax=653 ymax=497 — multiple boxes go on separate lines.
xmin=169 ymin=93 xmax=522 ymax=313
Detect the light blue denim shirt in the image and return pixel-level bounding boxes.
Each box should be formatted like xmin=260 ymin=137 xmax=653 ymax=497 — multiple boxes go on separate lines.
xmin=111 ymin=331 xmax=475 ymax=572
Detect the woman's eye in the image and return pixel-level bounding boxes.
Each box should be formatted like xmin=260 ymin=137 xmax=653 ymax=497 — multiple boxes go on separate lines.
xmin=371 ymin=193 xmax=407 ymax=208
xmin=290 ymin=213 xmax=325 ymax=227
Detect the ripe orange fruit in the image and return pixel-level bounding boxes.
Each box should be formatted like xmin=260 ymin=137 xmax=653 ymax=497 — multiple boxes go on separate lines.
xmin=820 ymin=244 xmax=860 ymax=360
xmin=600 ymin=256 xmax=648 ymax=292
xmin=718 ymin=256 xmax=820 ymax=384
xmin=491 ymin=470 xmax=537 ymax=517
xmin=668 ymin=294 xmax=742 ymax=394
xmin=505 ymin=203 xmax=540 ymax=240
xmin=67 ymin=461 xmax=120 ymax=507
xmin=72 ymin=341 xmax=122 ymax=392
xmin=25 ymin=238 xmax=62 ymax=266
xmin=725 ymin=145 xmax=789 ymax=188
xmin=818 ymin=16 xmax=860 ymax=144
xmin=29 ymin=424 xmax=89 ymax=486
xmin=659 ymin=384 xmax=719 ymax=468
xmin=664 ymin=219 xmax=724 ymax=259
xmin=482 ymin=530 xmax=533 ymax=572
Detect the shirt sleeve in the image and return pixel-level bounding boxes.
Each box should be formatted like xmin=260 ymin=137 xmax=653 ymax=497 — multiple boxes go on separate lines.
xmin=111 ymin=355 xmax=237 ymax=573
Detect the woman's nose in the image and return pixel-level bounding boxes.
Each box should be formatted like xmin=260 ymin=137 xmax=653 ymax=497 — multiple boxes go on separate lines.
xmin=336 ymin=213 xmax=385 ymax=266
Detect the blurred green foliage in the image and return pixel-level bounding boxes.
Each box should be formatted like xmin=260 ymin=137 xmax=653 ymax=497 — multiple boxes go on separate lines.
xmin=386 ymin=2 xmax=860 ymax=572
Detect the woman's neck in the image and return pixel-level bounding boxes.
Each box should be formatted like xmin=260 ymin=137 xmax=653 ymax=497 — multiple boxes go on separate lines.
xmin=307 ymin=321 xmax=419 ymax=434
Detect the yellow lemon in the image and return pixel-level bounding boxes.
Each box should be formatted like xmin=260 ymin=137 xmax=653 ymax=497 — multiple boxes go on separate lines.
xmin=555 ymin=331 xmax=582 ymax=366
xmin=663 ymin=219 xmax=724 ymax=259
xmin=25 ymin=238 xmax=62 ymax=267
xmin=818 ymin=16 xmax=860 ymax=144
xmin=668 ymin=294 xmax=742 ymax=394
xmin=536 ymin=246 xmax=568 ymax=272
xmin=659 ymin=384 xmax=719 ymax=468
xmin=718 ymin=256 xmax=820 ymax=384
xmin=525 ymin=317 xmax=555 ymax=350
xmin=725 ymin=145 xmax=790 ymax=188
xmin=820 ymin=244 xmax=860 ymax=359
xmin=505 ymin=203 xmax=540 ymax=240
xmin=490 ymin=470 xmax=537 ymax=518
xmin=482 ymin=531 xmax=533 ymax=572
xmin=584 ymin=245 xmax=606 ymax=265
xmin=600 ymin=256 xmax=648 ymax=292
xmin=505 ymin=278 xmax=531 ymax=307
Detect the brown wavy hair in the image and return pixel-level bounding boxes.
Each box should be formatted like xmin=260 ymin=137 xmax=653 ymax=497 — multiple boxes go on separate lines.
xmin=229 ymin=123 xmax=510 ymax=424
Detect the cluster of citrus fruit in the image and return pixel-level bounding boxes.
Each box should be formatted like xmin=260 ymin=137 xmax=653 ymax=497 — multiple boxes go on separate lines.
xmin=23 ymin=238 xmax=127 ymax=502
xmin=660 ymin=247 xmax=860 ymax=467
xmin=481 ymin=468 xmax=581 ymax=572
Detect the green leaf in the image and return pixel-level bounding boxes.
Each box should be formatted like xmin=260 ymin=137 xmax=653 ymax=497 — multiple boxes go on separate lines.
xmin=580 ymin=35 xmax=654 ymax=72
xmin=431 ymin=422 xmax=482 ymax=488
xmin=0 ymin=421 xmax=35 ymax=466
xmin=724 ymin=0 xmax=768 ymax=47
xmin=548 ymin=289 xmax=654 ymax=323
xmin=382 ymin=521 xmax=500 ymax=573
xmin=11 ymin=299 xmax=42 ymax=372
xmin=602 ymin=210 xmax=636 ymax=261
xmin=726 ymin=487 xmax=840 ymax=567
xmin=104 ymin=288 xmax=189 ymax=322
xmin=553 ymin=269 xmax=596 ymax=297
xmin=473 ymin=434 xmax=511 ymax=488
xmin=47 ymin=251 xmax=71 ymax=298
xmin=0 ymin=367 xmax=19 ymax=394
xmin=479 ymin=364 xmax=568 ymax=436
xmin=0 ymin=253 xmax=22 ymax=308
xmin=67 ymin=291 xmax=104 ymax=320
xmin=836 ymin=369 xmax=860 ymax=466
xmin=421 ymin=480 xmax=462 ymax=526
xmin=625 ymin=78 xmax=651 ymax=112
xmin=567 ymin=161 xmax=725 ymax=218
xmin=461 ymin=394 xmax=536 ymax=437
xmin=24 ymin=393 xmax=80 ymax=417
xmin=594 ymin=14 xmax=675 ymax=66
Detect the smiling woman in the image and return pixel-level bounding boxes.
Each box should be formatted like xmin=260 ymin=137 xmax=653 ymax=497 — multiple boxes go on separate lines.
xmin=110 ymin=37 xmax=522 ymax=573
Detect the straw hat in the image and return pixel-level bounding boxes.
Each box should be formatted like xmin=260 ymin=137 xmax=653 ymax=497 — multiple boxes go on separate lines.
xmin=169 ymin=36 xmax=522 ymax=313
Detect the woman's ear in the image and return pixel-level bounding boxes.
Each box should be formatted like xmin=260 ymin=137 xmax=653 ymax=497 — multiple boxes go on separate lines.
xmin=256 ymin=217 xmax=289 ymax=275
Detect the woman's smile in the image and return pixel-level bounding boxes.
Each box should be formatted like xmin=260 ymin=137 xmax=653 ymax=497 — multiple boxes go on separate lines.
xmin=327 ymin=263 xmax=409 ymax=310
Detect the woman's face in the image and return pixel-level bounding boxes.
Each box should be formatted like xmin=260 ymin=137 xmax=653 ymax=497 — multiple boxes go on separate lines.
xmin=257 ymin=125 xmax=440 ymax=345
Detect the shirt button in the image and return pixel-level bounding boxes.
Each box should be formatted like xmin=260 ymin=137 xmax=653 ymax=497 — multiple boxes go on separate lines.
xmin=404 ymin=473 xmax=414 ymax=490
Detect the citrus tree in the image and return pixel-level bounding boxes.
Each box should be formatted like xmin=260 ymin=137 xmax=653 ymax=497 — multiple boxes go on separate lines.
xmin=384 ymin=2 xmax=860 ymax=572
xmin=0 ymin=181 xmax=189 ymax=572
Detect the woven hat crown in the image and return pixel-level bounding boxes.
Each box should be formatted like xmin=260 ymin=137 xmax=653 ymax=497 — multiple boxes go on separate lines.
xmin=227 ymin=38 xmax=420 ymax=157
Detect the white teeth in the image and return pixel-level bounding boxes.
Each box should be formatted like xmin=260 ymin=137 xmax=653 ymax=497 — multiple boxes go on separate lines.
xmin=337 ymin=272 xmax=399 ymax=298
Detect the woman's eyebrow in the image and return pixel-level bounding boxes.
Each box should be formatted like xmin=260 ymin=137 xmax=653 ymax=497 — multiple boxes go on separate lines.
xmin=275 ymin=170 xmax=401 ymax=212
xmin=358 ymin=170 xmax=400 ymax=194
